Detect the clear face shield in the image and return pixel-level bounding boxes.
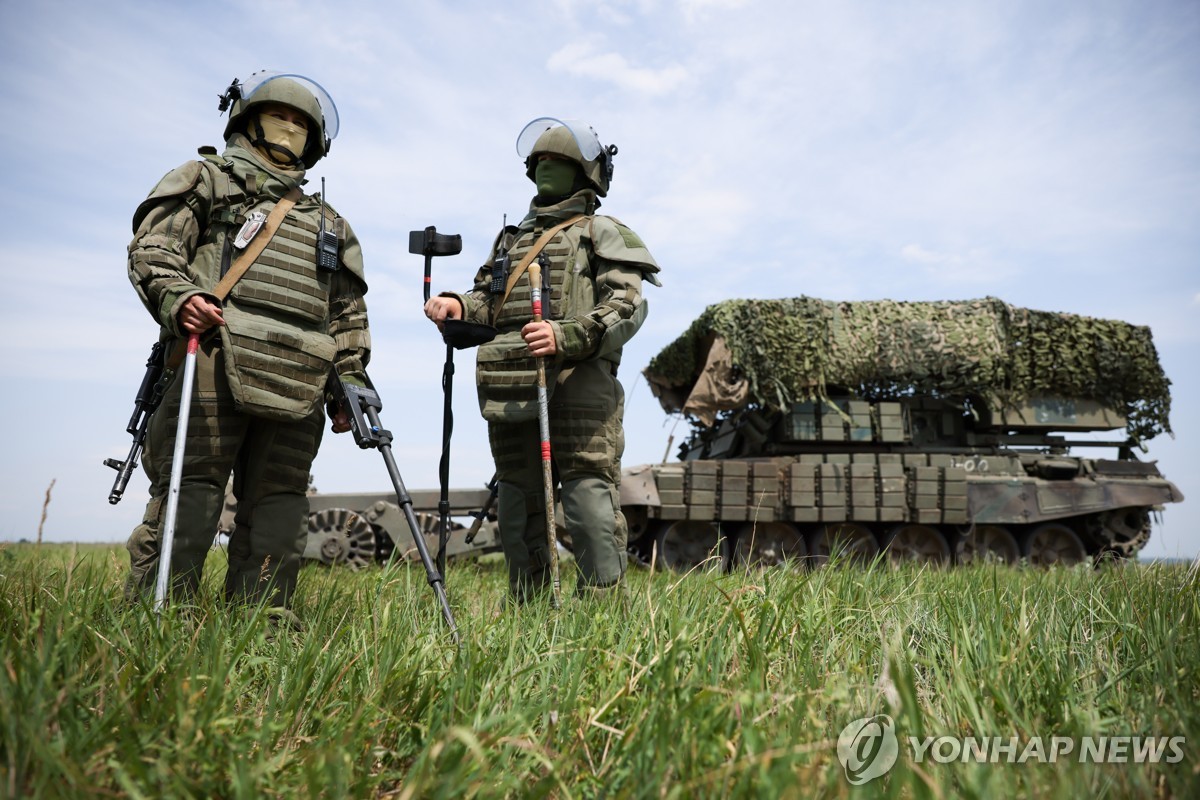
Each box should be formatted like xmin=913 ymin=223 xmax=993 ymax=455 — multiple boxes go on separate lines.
xmin=515 ymin=117 xmax=603 ymax=161
xmin=221 ymin=70 xmax=340 ymax=141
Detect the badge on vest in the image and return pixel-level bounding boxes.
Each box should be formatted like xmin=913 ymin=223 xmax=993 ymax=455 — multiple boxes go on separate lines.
xmin=232 ymin=211 xmax=267 ymax=250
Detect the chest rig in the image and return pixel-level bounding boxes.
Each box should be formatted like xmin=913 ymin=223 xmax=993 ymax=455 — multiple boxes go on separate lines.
xmin=193 ymin=155 xmax=342 ymax=422
xmin=492 ymin=218 xmax=595 ymax=330
xmin=193 ymin=155 xmax=336 ymax=325
xmin=475 ymin=216 xmax=596 ymax=423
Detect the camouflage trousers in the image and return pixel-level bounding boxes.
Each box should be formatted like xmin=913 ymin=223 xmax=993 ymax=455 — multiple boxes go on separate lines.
xmin=488 ymin=359 xmax=627 ymax=601
xmin=125 ymin=337 xmax=323 ymax=609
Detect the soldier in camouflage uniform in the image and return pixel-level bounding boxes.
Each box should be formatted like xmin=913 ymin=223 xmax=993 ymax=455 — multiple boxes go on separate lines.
xmin=124 ymin=72 xmax=371 ymax=611
xmin=424 ymin=118 xmax=660 ymax=601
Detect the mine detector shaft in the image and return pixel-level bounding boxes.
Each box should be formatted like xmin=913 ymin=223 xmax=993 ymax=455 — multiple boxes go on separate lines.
xmin=327 ymin=375 xmax=460 ymax=639
xmin=619 ymin=297 xmax=1184 ymax=570
xmin=257 ymin=225 xmax=503 ymax=574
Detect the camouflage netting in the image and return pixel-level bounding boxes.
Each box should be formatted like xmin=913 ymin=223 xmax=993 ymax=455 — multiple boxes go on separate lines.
xmin=643 ymin=297 xmax=1172 ymax=442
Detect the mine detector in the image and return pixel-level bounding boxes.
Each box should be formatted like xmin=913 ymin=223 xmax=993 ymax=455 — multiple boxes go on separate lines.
xmin=619 ymin=296 xmax=1183 ymax=570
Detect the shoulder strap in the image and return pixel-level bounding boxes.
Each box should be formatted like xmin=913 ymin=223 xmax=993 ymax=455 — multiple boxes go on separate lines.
xmin=166 ymin=186 xmax=303 ymax=369
xmin=210 ymin=187 xmax=302 ymax=301
xmin=491 ymin=214 xmax=585 ymax=324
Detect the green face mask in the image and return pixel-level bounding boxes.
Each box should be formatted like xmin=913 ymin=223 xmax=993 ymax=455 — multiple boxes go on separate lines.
xmin=535 ymin=159 xmax=577 ymax=197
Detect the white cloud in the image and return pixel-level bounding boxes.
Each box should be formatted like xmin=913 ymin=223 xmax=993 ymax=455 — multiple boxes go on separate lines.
xmin=546 ymin=40 xmax=689 ymax=95
xmin=679 ymin=0 xmax=751 ymax=24
xmin=898 ymin=244 xmax=1015 ymax=288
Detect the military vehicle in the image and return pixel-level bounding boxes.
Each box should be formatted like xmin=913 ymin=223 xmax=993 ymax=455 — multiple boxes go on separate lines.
xmin=219 ymin=484 xmax=502 ymax=570
xmin=618 ymin=296 xmax=1182 ymax=570
xmin=303 ymin=488 xmax=502 ymax=570
xmin=294 ymin=296 xmax=1181 ymax=573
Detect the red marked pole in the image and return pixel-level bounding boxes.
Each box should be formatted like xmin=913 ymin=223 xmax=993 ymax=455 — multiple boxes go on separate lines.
xmin=155 ymin=332 xmax=200 ymax=616
xmin=528 ymin=263 xmax=561 ymax=608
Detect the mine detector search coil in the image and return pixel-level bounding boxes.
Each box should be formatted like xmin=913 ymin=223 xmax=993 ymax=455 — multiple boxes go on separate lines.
xmin=329 ymin=373 xmax=460 ymax=642
xmin=410 ymin=225 xmax=498 ymax=578
xmin=105 ymin=341 xmax=169 ymax=504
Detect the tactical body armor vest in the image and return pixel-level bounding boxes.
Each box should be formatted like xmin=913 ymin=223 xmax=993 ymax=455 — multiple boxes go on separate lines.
xmin=134 ymin=149 xmax=346 ymax=421
xmin=476 ymin=217 xmax=593 ymax=422
xmin=473 ymin=208 xmax=658 ymax=423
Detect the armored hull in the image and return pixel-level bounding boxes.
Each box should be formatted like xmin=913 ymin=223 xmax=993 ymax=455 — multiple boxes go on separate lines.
xmin=619 ymin=395 xmax=1182 ymax=570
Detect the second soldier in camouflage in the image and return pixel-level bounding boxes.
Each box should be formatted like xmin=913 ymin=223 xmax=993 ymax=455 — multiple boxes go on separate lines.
xmin=425 ymin=118 xmax=660 ymax=602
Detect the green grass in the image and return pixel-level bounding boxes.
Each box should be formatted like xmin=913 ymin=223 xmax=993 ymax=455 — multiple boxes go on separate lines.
xmin=1 ymin=542 xmax=1197 ymax=798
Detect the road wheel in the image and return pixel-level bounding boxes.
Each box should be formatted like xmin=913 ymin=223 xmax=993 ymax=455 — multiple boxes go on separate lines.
xmin=655 ymin=519 xmax=722 ymax=572
xmin=884 ymin=524 xmax=950 ymax=565
xmin=1022 ymin=523 xmax=1088 ymax=567
xmin=732 ymin=521 xmax=808 ymax=569
xmin=956 ymin=524 xmax=1020 ymax=565
xmin=304 ymin=508 xmax=375 ymax=570
xmin=807 ymin=522 xmax=879 ymax=568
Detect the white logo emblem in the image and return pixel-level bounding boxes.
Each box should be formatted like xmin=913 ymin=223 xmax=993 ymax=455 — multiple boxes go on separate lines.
xmin=837 ymin=714 xmax=899 ymax=784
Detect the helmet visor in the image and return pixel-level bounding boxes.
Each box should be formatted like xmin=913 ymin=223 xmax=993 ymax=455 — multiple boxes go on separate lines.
xmin=516 ymin=117 xmax=602 ymax=162
xmin=239 ymin=71 xmax=340 ymax=140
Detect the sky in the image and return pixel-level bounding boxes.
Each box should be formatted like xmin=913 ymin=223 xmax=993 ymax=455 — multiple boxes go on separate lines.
xmin=1 ymin=0 xmax=1196 ymax=559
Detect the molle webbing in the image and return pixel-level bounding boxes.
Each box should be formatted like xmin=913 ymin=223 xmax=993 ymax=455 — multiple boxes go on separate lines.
xmin=167 ymin=187 xmax=301 ymax=370
xmin=478 ymin=352 xmax=555 ymax=400
xmin=493 ymin=217 xmax=584 ymax=329
xmin=211 ymin=187 xmax=302 ymax=300
xmin=224 ymin=327 xmax=333 ymax=397
xmin=227 ymin=208 xmax=330 ymax=324
xmin=491 ymin=214 xmax=585 ymax=326
xmin=217 ymin=190 xmax=340 ymax=421
xmin=476 ymin=217 xmax=592 ymax=423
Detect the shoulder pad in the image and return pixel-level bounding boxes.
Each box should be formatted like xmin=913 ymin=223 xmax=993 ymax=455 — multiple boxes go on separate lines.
xmin=589 ymin=215 xmax=661 ymax=282
xmin=301 ymin=193 xmax=337 ymax=222
xmin=132 ymin=160 xmax=209 ymax=233
xmin=333 ymin=214 xmax=368 ymax=287
xmin=145 ymin=161 xmax=206 ymax=201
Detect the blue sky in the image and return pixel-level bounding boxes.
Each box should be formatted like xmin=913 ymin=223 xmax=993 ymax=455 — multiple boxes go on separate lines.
xmin=1 ymin=0 xmax=1196 ymax=558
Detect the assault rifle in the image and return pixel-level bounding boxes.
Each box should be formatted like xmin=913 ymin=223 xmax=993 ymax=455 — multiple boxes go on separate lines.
xmin=105 ymin=342 xmax=169 ymax=504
